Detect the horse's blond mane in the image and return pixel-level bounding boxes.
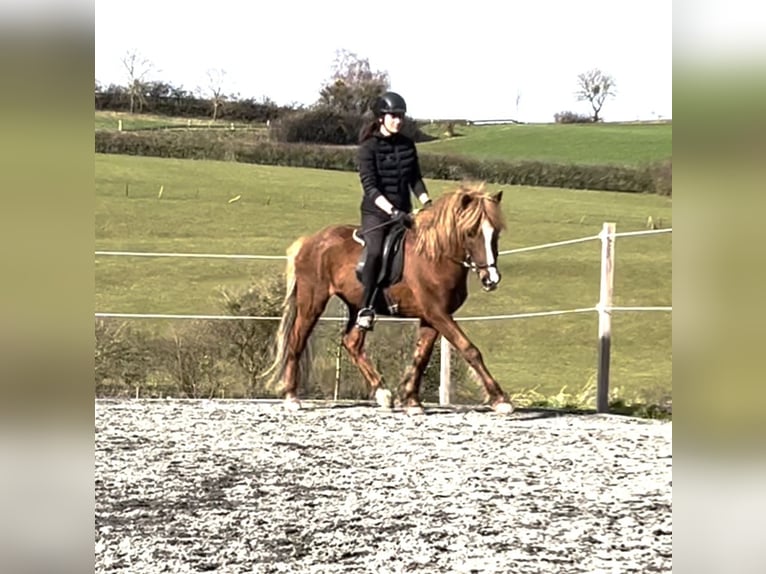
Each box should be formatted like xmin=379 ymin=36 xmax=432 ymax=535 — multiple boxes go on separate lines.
xmin=413 ymin=182 xmax=506 ymax=260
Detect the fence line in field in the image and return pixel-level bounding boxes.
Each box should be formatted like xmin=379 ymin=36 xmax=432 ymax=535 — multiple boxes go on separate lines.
xmin=95 ymin=225 xmax=672 ymax=411
xmin=95 ymin=251 xmax=286 ymax=260
xmin=94 ymin=306 xmax=604 ymax=322
xmin=94 ymin=228 xmax=670 ymax=262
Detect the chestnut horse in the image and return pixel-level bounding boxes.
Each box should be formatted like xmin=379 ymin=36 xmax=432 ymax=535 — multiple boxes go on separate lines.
xmin=263 ymin=183 xmax=514 ymax=414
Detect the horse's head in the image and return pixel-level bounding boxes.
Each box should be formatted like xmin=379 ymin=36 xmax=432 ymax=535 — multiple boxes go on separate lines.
xmin=459 ymin=190 xmax=504 ymax=291
xmin=413 ymin=183 xmax=507 ymax=291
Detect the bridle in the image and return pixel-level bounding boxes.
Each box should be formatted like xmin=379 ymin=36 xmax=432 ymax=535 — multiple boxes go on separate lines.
xmin=452 ymin=223 xmax=501 ymax=290
xmin=453 ymin=253 xmax=498 ymax=275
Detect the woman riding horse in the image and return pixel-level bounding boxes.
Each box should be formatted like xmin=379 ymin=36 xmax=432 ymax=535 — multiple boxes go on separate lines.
xmin=263 ymin=182 xmax=514 ymax=415
xmin=356 ymin=91 xmax=432 ymax=331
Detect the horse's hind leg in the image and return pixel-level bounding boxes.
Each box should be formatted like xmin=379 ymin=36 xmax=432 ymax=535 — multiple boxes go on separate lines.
xmin=282 ymin=286 xmax=330 ymax=407
xmin=398 ymin=322 xmax=440 ymax=414
xmin=340 ymin=312 xmax=393 ymax=408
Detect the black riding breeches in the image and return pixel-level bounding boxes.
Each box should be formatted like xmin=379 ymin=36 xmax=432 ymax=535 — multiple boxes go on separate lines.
xmin=360 ymin=212 xmax=389 ymax=308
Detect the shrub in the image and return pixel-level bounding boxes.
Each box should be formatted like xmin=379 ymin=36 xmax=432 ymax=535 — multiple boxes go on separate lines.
xmin=554 ymin=110 xmax=594 ymax=124
xmin=96 ymin=131 xmax=662 ymax=194
xmin=154 ymin=322 xmax=229 ymax=398
xmin=212 ymin=277 xmax=284 ymax=397
xmin=95 ymin=319 xmax=156 ymax=397
xmin=648 ymin=158 xmax=672 ymax=196
xmin=271 ymin=108 xmax=365 ymax=145
xmin=400 ymin=117 xmax=436 ymax=143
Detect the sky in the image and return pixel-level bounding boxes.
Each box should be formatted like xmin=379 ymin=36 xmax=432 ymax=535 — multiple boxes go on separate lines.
xmin=95 ymin=0 xmax=673 ymax=123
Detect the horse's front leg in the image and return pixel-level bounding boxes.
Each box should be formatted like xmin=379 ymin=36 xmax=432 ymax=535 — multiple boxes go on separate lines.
xmin=341 ymin=324 xmax=392 ymax=408
xmin=430 ymin=314 xmax=514 ymax=414
xmin=398 ymin=322 xmax=440 ymax=415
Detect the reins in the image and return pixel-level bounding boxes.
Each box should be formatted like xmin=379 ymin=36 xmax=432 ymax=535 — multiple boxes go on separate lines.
xmin=357 ymin=218 xmax=401 ymax=237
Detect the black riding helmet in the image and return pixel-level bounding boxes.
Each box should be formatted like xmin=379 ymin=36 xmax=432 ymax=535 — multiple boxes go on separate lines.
xmin=373 ymin=91 xmax=407 ymax=118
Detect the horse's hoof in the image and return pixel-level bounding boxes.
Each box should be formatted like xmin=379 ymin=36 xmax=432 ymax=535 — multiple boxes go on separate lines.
xmin=284 ymin=398 xmax=302 ymax=411
xmin=493 ymin=401 xmax=514 ymax=415
xmin=405 ymin=405 xmax=425 ymax=416
xmin=375 ymin=388 xmax=394 ymax=409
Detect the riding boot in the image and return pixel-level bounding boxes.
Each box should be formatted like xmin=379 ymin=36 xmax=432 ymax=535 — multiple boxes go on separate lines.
xmin=356 ymin=279 xmax=378 ymax=330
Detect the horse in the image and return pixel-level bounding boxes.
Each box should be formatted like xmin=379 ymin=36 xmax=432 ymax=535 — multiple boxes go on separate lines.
xmin=263 ymin=182 xmax=514 ymax=414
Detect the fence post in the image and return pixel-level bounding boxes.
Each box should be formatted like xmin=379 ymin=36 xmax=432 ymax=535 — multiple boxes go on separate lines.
xmin=439 ymin=336 xmax=452 ymax=405
xmin=597 ymin=222 xmax=616 ymax=413
xmin=333 ymin=341 xmax=342 ymax=401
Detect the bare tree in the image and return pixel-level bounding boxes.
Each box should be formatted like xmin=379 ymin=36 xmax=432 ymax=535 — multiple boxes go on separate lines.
xmin=576 ymin=69 xmax=616 ymax=122
xmin=94 ymin=319 xmax=154 ymax=396
xmin=318 ymin=49 xmax=389 ymax=114
xmin=121 ymin=50 xmax=153 ymax=114
xmin=204 ymin=68 xmax=229 ymax=122
xmin=161 ymin=323 xmax=226 ymax=399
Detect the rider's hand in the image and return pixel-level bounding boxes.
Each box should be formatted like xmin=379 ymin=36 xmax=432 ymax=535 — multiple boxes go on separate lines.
xmin=391 ymin=209 xmax=414 ymax=228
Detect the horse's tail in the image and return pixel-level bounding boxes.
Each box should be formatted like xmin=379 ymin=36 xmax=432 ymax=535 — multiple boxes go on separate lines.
xmin=262 ymin=237 xmax=305 ymax=392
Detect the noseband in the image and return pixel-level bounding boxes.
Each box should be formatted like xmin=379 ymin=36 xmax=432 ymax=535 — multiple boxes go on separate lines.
xmin=453 ymin=253 xmax=498 ymax=276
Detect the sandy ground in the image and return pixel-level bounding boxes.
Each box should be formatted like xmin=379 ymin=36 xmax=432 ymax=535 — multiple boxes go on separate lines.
xmin=95 ymin=399 xmax=672 ymax=573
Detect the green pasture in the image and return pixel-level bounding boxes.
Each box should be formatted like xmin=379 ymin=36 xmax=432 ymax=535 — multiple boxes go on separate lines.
xmin=96 ymin=154 xmax=672 ymax=407
xmin=95 ymin=111 xmax=671 ymax=169
xmin=95 ymin=111 xmax=265 ymax=132
xmin=418 ymin=122 xmax=672 ymax=166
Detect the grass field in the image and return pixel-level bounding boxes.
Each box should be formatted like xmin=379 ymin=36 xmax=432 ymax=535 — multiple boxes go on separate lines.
xmin=418 ymin=122 xmax=672 ymax=166
xmin=95 ymin=111 xmax=671 ymax=168
xmin=96 ymin=153 xmax=672 ymax=407
xmin=95 ymin=111 xmax=266 ymax=132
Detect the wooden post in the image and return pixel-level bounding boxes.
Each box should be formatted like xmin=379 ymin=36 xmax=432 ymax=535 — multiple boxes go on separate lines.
xmin=597 ymin=222 xmax=616 ymax=413
xmin=118 ymin=119 xmax=123 ymax=132
xmin=439 ymin=336 xmax=452 ymax=405
xmin=333 ymin=341 xmax=342 ymax=401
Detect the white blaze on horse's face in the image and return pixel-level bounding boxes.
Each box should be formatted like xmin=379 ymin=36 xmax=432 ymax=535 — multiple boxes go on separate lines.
xmin=479 ymin=219 xmax=501 ymax=291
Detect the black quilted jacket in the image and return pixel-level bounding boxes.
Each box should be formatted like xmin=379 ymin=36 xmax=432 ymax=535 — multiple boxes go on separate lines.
xmin=357 ymin=131 xmax=427 ymax=215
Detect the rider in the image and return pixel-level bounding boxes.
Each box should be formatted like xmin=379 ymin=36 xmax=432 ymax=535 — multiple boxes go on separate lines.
xmin=356 ymin=91 xmax=432 ymax=330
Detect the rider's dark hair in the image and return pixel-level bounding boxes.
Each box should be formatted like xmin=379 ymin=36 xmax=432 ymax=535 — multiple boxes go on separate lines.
xmin=358 ymin=117 xmax=380 ymax=143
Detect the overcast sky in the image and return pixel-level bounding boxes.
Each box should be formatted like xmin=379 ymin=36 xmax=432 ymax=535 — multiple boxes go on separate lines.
xmin=95 ymin=0 xmax=673 ymax=122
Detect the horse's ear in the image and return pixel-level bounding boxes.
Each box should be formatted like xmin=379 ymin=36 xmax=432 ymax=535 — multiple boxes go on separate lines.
xmin=460 ymin=193 xmax=473 ymax=209
xmin=492 ymin=190 xmax=503 ymax=203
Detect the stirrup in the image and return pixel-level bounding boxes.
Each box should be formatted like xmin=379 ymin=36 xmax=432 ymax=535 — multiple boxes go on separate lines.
xmin=356 ymin=307 xmax=375 ymax=331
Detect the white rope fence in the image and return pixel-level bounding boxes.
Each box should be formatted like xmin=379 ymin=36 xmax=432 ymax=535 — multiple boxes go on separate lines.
xmin=95 ymin=227 xmax=671 ymax=322
xmin=95 ymin=228 xmax=671 ymax=262
xmin=498 ymin=234 xmax=600 ymax=256
xmin=497 ymin=227 xmax=669 ymax=256
xmin=95 ymin=251 xmax=286 ymax=260
xmin=94 ymin=307 xmax=603 ymax=322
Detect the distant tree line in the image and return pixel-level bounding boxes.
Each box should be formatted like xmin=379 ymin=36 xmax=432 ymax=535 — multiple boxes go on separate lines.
xmin=95 ymin=48 xmax=392 ymax=124
xmin=98 ymin=48 xmax=621 ymax=128
xmin=95 ymin=80 xmax=297 ymax=123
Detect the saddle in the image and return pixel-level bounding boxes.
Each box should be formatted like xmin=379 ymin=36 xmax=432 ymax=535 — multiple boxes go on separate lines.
xmin=354 ymin=223 xmax=407 ymax=314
